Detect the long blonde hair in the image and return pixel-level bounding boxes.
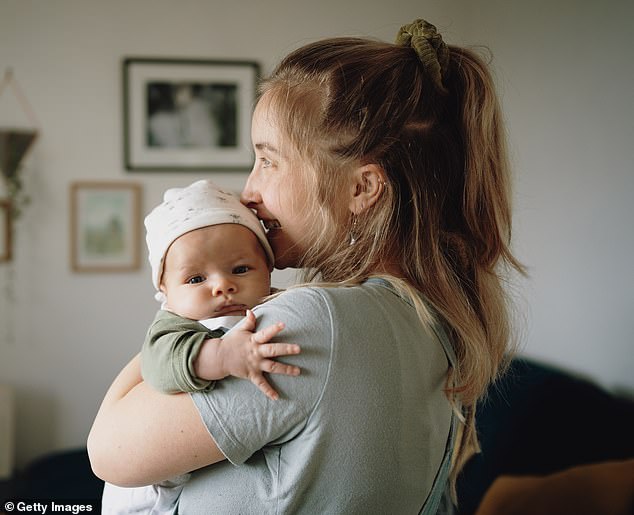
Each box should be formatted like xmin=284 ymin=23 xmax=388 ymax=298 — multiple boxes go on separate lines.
xmin=260 ymin=29 xmax=526 ymax=490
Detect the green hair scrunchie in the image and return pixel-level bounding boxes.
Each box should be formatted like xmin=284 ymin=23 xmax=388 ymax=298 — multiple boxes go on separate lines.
xmin=395 ymin=19 xmax=449 ymax=92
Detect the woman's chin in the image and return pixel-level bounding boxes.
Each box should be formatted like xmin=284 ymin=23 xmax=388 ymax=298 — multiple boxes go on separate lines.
xmin=266 ymin=227 xmax=305 ymax=270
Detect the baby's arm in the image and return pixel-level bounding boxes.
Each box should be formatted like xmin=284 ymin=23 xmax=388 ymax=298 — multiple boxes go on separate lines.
xmin=194 ymin=310 xmax=301 ymax=400
xmin=141 ymin=310 xmax=219 ymax=394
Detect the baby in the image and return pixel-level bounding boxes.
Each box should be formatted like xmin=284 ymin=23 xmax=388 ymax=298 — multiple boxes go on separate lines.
xmin=101 ymin=179 xmax=300 ymax=514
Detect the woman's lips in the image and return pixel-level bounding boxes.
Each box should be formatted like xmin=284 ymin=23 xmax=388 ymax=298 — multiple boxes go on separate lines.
xmin=263 ymin=219 xmax=282 ymax=231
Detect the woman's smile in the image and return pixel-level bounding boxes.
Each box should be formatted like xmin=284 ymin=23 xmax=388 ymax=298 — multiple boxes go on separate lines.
xmin=262 ymin=219 xmax=282 ymax=231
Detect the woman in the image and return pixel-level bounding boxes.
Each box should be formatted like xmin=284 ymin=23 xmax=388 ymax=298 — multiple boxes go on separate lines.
xmin=88 ymin=19 xmax=524 ymax=513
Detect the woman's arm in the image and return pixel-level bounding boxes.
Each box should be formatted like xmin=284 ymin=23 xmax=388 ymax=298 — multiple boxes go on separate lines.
xmin=87 ymin=353 xmax=225 ymax=487
xmin=89 ymin=291 xmax=326 ymax=487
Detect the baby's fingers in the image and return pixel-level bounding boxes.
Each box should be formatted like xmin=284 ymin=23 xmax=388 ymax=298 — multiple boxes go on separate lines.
xmin=261 ymin=358 xmax=301 ymax=377
xmin=251 ymin=374 xmax=280 ymax=401
xmin=253 ymin=322 xmax=286 ymax=344
xmin=259 ymin=343 xmax=301 ymax=358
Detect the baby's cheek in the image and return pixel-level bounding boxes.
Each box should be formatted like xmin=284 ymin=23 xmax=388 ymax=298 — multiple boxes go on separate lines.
xmin=172 ymin=292 xmax=206 ymax=320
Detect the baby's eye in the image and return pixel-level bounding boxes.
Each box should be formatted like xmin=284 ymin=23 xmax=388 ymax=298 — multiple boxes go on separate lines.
xmin=187 ymin=275 xmax=205 ymax=284
xmin=233 ymin=265 xmax=250 ymax=274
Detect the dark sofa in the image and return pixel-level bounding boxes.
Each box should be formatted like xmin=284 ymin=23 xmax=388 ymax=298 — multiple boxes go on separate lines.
xmin=456 ymin=358 xmax=634 ymax=514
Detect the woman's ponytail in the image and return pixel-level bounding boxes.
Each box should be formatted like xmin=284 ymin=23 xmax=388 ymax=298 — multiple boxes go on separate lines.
xmin=450 ymin=46 xmax=522 ymax=271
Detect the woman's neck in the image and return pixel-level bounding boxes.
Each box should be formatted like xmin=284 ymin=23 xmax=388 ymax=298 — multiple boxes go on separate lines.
xmin=370 ymin=259 xmax=406 ymax=280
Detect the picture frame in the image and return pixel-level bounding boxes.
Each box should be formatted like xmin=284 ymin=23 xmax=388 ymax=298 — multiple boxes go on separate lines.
xmin=0 ymin=200 xmax=11 ymax=262
xmin=70 ymin=182 xmax=142 ymax=272
xmin=123 ymin=57 xmax=260 ymax=171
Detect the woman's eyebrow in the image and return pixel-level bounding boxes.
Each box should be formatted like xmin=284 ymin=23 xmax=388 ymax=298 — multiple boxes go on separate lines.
xmin=254 ymin=142 xmax=279 ymax=154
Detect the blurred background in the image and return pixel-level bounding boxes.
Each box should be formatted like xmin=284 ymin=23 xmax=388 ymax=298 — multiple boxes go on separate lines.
xmin=0 ymin=0 xmax=632 ymax=474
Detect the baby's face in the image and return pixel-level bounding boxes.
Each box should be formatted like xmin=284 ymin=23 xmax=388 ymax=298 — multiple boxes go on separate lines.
xmin=160 ymin=224 xmax=272 ymax=320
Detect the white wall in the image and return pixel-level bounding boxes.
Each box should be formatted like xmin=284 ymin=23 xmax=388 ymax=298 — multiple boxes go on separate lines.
xmin=0 ymin=0 xmax=467 ymax=469
xmin=0 ymin=0 xmax=632 ymax=469
xmin=464 ymin=0 xmax=634 ymax=391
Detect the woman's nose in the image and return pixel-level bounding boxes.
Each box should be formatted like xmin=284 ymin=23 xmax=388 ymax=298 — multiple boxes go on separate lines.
xmin=240 ymin=168 xmax=261 ymax=208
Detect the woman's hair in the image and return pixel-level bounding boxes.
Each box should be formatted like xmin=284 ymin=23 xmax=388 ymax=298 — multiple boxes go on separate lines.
xmin=259 ymin=20 xmax=526 ymax=490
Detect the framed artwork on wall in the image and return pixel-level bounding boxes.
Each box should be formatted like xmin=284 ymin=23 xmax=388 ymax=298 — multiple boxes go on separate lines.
xmin=0 ymin=200 xmax=11 ymax=262
xmin=123 ymin=58 xmax=259 ymax=171
xmin=70 ymin=182 xmax=142 ymax=272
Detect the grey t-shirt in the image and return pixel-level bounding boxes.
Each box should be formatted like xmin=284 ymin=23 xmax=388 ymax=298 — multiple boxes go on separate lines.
xmin=182 ymin=279 xmax=454 ymax=514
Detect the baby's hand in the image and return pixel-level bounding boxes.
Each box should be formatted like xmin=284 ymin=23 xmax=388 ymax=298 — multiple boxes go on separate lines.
xmin=197 ymin=310 xmax=300 ymax=400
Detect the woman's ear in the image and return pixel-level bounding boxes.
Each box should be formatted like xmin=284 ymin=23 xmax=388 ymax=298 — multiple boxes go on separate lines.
xmin=348 ymin=164 xmax=387 ymax=215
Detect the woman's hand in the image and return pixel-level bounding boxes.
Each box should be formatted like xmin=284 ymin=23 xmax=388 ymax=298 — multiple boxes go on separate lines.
xmin=194 ymin=310 xmax=301 ymax=400
xmin=87 ymin=354 xmax=225 ymax=487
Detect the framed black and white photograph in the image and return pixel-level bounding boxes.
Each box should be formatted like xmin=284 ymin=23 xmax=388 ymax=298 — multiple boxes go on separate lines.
xmin=0 ymin=200 xmax=11 ymax=262
xmin=123 ymin=58 xmax=259 ymax=171
xmin=70 ymin=182 xmax=142 ymax=272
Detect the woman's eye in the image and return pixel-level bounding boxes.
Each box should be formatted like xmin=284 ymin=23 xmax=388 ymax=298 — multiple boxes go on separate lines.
xmin=261 ymin=157 xmax=272 ymax=168
xmin=233 ymin=265 xmax=249 ymax=274
xmin=187 ymin=275 xmax=205 ymax=284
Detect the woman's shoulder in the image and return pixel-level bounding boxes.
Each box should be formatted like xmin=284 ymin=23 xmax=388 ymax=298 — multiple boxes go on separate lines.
xmin=257 ymin=285 xmax=335 ymax=320
xmin=266 ymin=281 xmax=384 ymax=303
xmin=258 ymin=281 xmax=396 ymax=319
xmin=254 ymin=284 xmax=363 ymax=333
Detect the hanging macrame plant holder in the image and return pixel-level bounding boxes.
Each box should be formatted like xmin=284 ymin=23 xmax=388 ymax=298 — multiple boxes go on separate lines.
xmin=0 ymin=68 xmax=40 ymax=219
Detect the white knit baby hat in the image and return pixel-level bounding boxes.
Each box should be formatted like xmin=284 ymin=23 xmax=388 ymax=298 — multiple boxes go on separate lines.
xmin=144 ymin=179 xmax=274 ymax=293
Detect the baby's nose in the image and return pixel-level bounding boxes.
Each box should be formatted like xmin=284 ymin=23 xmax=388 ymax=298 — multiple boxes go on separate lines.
xmin=212 ymin=277 xmax=236 ymax=296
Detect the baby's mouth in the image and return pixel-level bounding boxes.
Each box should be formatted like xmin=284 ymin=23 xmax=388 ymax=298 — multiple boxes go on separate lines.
xmin=216 ymin=304 xmax=247 ymax=316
